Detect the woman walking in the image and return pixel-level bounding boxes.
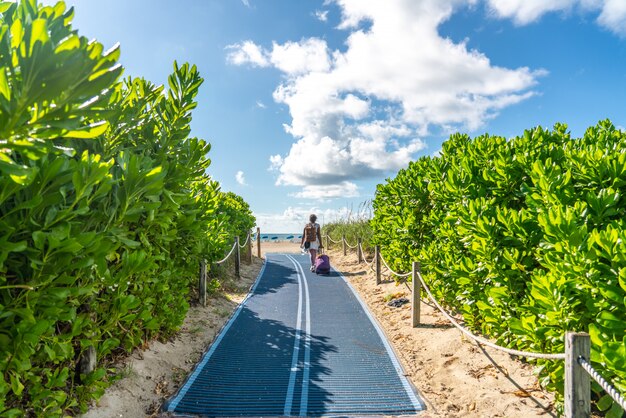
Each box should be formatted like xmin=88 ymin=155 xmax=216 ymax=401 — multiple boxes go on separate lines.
xmin=301 ymin=214 xmax=323 ymax=271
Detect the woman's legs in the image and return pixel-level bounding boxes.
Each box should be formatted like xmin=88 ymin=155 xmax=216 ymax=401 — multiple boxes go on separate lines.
xmin=309 ymin=249 xmax=317 ymax=270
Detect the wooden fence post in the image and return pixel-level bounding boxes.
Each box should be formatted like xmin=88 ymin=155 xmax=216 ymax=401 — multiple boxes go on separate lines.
xmin=375 ymin=245 xmax=381 ymax=285
xmin=342 ymin=234 xmax=346 ymax=256
xmin=325 ymin=234 xmax=329 ymax=250
xmin=199 ymin=259 xmax=207 ymax=307
xmin=256 ymin=227 xmax=261 ymax=259
xmin=235 ymin=236 xmax=240 ymax=278
xmin=565 ymin=332 xmax=591 ymax=418
xmin=246 ymin=231 xmax=252 ymax=264
xmin=412 ymin=261 xmax=421 ymax=327
xmin=357 ymin=238 xmax=363 ymax=263
xmin=77 ymin=298 xmax=97 ymax=380
xmin=77 ymin=346 xmax=96 ymax=381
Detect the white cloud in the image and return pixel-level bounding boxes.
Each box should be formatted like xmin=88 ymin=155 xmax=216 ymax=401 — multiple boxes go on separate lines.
xmin=254 ymin=207 xmax=312 ymax=233
xmin=256 ymin=100 xmax=266 ymax=109
xmin=291 ymin=181 xmax=359 ymax=199
xmin=315 ymin=10 xmax=329 ymax=22
xmin=486 ymin=0 xmax=626 ymax=36
xmin=235 ymin=170 xmax=247 ymax=185
xmin=271 ymin=131 xmax=424 ymax=187
xmin=254 ymin=205 xmax=362 ymax=233
xmin=229 ymin=0 xmax=547 ymax=197
xmin=486 ymin=0 xmax=575 ymax=24
xmin=225 ymin=41 xmax=269 ymax=67
xmin=270 ymin=38 xmax=331 ymax=75
xmin=269 ymin=154 xmax=283 ymax=171
xmin=596 ymin=0 xmax=626 ymax=36
xmin=272 ymin=1 xmax=539 ymax=188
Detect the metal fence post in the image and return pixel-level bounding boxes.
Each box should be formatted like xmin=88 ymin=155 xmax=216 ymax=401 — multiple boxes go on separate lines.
xmin=342 ymin=234 xmax=346 ymax=256
xmin=565 ymin=332 xmax=591 ymax=418
xmin=412 ymin=261 xmax=421 ymax=327
xmin=199 ymin=259 xmax=207 ymax=307
xmin=357 ymin=238 xmax=363 ymax=263
xmin=375 ymin=245 xmax=381 ymax=285
xmin=256 ymin=227 xmax=261 ymax=259
xmin=235 ymin=236 xmax=240 ymax=278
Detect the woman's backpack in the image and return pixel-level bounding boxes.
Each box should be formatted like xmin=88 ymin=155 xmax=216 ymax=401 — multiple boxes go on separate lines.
xmin=304 ymin=223 xmax=318 ymax=242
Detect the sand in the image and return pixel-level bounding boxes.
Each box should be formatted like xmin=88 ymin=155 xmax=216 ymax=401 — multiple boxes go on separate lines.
xmin=81 ymin=241 xmax=555 ymax=418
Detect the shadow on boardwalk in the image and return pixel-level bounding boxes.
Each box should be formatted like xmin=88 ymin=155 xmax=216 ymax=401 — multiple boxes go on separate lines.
xmin=166 ymin=261 xmax=341 ymax=416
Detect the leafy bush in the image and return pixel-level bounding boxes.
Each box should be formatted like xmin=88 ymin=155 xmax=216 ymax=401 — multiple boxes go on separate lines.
xmin=216 ymin=191 xmax=255 ymax=242
xmin=0 ymin=1 xmax=254 ymax=415
xmin=372 ymin=121 xmax=626 ymax=416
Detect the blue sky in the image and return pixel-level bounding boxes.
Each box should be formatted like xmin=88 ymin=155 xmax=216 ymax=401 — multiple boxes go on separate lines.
xmin=43 ymin=0 xmax=626 ymax=232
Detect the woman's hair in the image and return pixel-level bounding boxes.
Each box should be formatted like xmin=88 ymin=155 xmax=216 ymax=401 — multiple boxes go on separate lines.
xmin=309 ymin=214 xmax=317 ymax=223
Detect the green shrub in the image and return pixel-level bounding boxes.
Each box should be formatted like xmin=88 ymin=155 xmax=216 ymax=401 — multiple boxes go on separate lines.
xmin=0 ymin=1 xmax=254 ymax=415
xmin=372 ymin=121 xmax=626 ymax=416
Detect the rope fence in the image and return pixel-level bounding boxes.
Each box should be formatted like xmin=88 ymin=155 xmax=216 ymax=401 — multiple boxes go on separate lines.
xmin=215 ymin=241 xmax=238 ymax=265
xmin=415 ymin=270 xmax=565 ymax=360
xmin=344 ymin=240 xmax=359 ymax=249
xmin=322 ymin=233 xmax=625 ymax=418
xmin=238 ymin=232 xmax=251 ymax=248
xmin=579 ymin=357 xmax=626 ymax=411
xmin=379 ymin=253 xmax=412 ymax=278
xmin=326 ymin=236 xmax=343 ymax=244
xmin=358 ymin=243 xmax=374 ymax=267
xmin=198 ymin=232 xmax=257 ymax=307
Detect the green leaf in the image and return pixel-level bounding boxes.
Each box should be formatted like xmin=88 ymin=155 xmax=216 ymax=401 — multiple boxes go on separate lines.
xmin=597 ymin=393 xmax=613 ymax=411
xmin=0 ymin=2 xmax=13 ymax=13
xmin=599 ymin=284 xmax=624 ymax=304
xmin=597 ymin=311 xmax=624 ymax=331
xmin=118 ymin=237 xmax=140 ymax=248
xmin=29 ymin=18 xmax=50 ymax=56
xmin=146 ymin=166 xmax=162 ymax=177
xmin=65 ymin=121 xmax=109 ymax=139
xmin=100 ymin=337 xmax=120 ymax=354
xmin=43 ymin=344 xmax=56 ymax=361
xmin=32 ymin=231 xmax=45 ymax=249
xmin=607 ymin=401 xmax=625 ymax=418
xmin=22 ymin=320 xmax=51 ymax=344
xmin=603 ymin=342 xmax=626 ymax=370
xmin=10 ymin=18 xmax=23 ymax=49
xmin=54 ymin=34 xmax=79 ymax=53
xmin=588 ymin=323 xmax=604 ymax=348
xmin=0 ymin=68 xmax=10 ymax=101
xmin=49 ymin=367 xmax=69 ymax=388
xmin=0 ymin=155 xmax=34 ymax=184
xmin=9 ymin=372 xmax=23 ymax=396
xmin=0 ymin=238 xmax=26 ymax=253
xmin=0 ymin=409 xmax=23 ymax=418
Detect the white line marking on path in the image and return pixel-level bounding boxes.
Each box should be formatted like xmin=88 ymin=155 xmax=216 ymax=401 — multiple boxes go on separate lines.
xmin=284 ymin=255 xmax=305 ymax=416
xmin=287 ymin=255 xmax=312 ymax=417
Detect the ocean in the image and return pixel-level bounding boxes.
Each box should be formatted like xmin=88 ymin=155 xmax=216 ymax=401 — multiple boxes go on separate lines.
xmin=252 ymin=233 xmax=302 ymax=242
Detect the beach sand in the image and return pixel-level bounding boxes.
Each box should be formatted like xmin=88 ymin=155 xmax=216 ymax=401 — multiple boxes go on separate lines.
xmin=253 ymin=240 xmax=302 ymax=256
xmin=82 ymin=241 xmax=555 ymax=418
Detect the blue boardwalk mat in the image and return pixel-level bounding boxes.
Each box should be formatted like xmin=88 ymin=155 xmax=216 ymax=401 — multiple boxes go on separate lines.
xmin=163 ymin=253 xmax=425 ymax=416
